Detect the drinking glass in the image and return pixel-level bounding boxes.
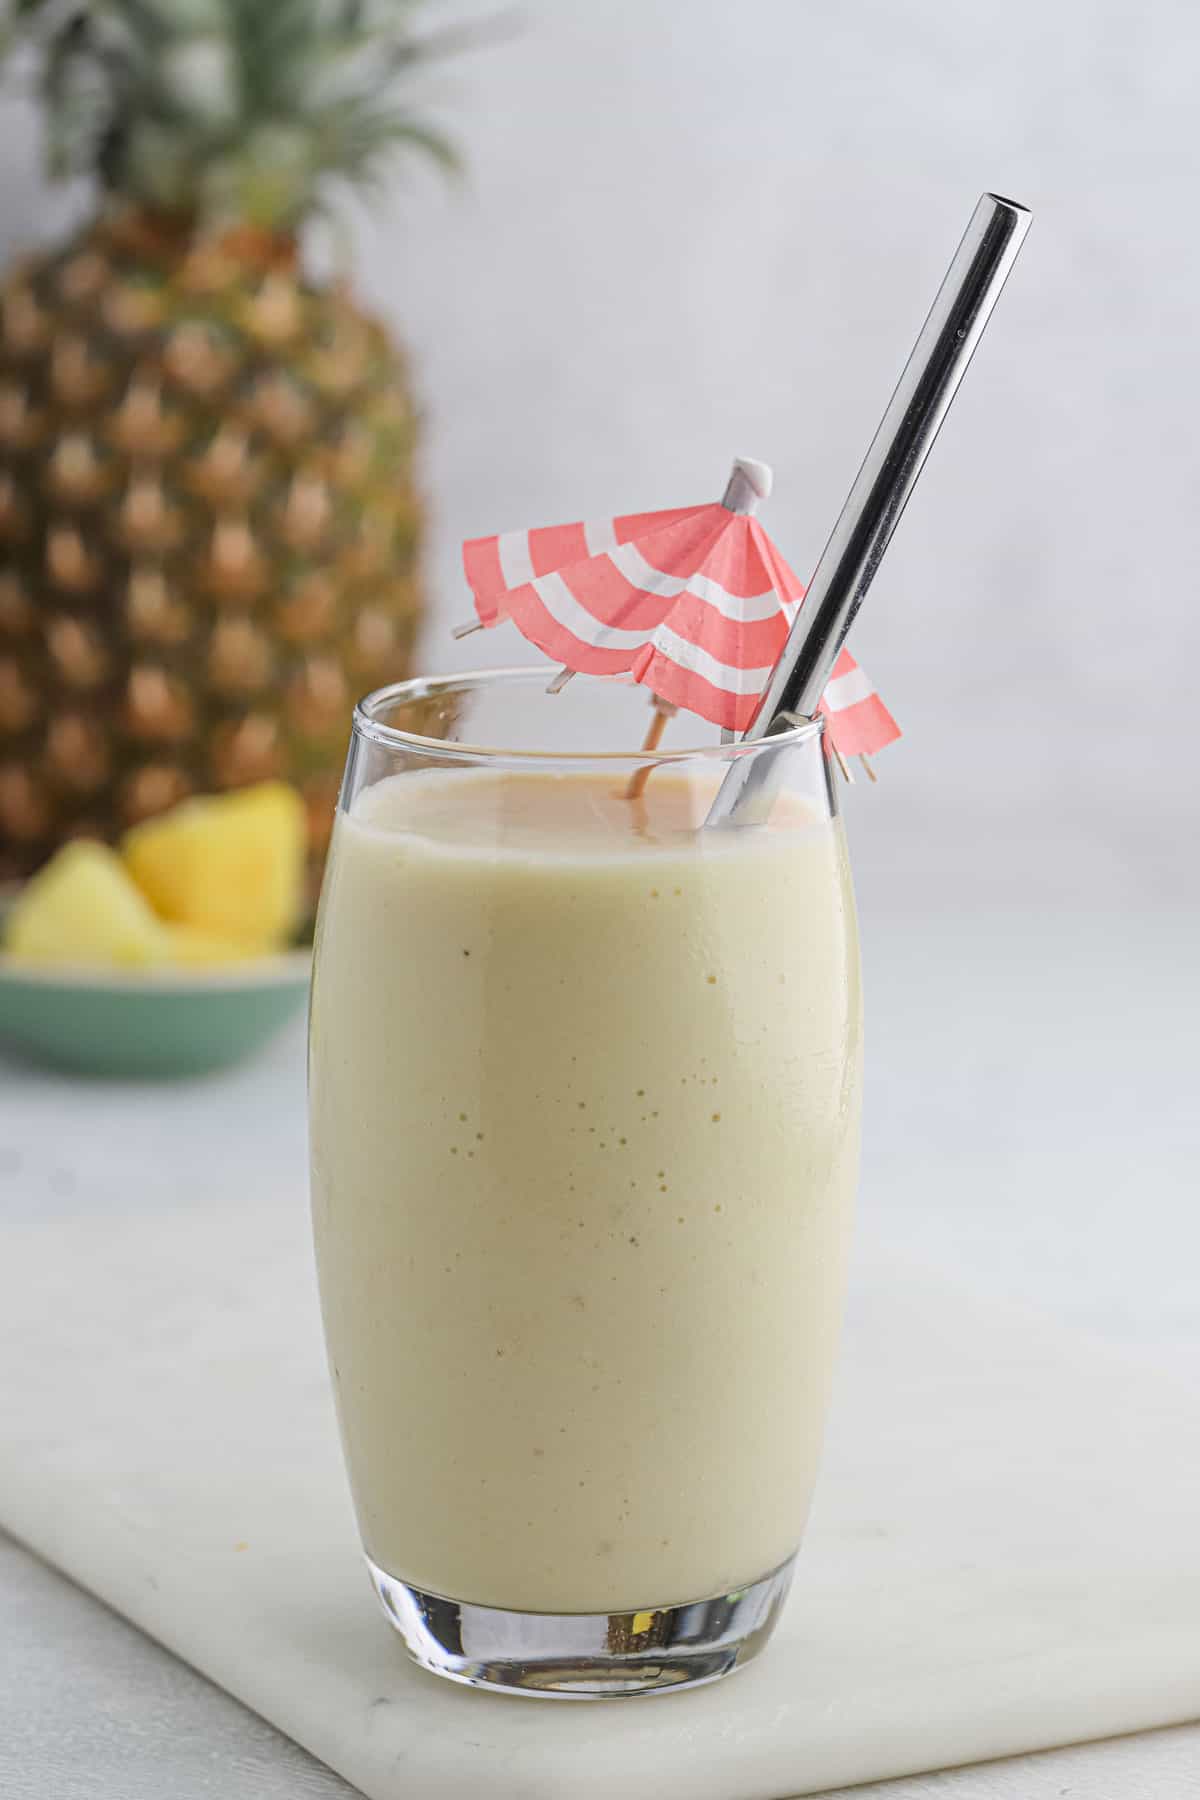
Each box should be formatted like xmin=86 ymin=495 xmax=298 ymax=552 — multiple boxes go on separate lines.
xmin=309 ymin=668 xmax=861 ymax=1696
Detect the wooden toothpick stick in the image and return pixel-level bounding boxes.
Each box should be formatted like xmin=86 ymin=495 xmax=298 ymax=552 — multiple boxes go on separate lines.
xmin=625 ymin=700 xmax=676 ymax=800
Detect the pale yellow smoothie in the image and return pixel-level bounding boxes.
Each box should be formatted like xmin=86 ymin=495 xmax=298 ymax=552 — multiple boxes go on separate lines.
xmin=309 ymin=766 xmax=861 ymax=1613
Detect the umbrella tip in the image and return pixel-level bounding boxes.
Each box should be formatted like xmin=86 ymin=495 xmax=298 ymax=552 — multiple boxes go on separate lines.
xmin=723 ymin=456 xmax=773 ymax=513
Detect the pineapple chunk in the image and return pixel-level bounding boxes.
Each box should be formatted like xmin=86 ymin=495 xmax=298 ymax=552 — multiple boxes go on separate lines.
xmin=122 ymin=782 xmax=305 ymax=949
xmin=5 ymin=840 xmax=171 ymax=968
xmin=163 ymin=926 xmax=260 ymax=966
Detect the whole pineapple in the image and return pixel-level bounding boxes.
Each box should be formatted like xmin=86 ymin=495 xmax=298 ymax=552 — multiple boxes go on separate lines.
xmin=0 ymin=0 xmax=456 ymax=905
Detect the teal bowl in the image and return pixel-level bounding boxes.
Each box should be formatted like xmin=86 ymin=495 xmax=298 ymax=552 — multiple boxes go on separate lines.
xmin=0 ymin=950 xmax=311 ymax=1077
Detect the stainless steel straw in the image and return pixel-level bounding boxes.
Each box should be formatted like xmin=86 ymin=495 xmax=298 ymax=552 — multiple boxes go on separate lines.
xmin=707 ymin=192 xmax=1031 ymax=827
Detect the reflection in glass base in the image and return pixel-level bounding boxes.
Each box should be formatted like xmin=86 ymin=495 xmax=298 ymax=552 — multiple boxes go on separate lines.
xmin=367 ymin=1553 xmax=796 ymax=1698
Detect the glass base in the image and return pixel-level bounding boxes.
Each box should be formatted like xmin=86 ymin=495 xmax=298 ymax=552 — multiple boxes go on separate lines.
xmin=367 ymin=1553 xmax=796 ymax=1698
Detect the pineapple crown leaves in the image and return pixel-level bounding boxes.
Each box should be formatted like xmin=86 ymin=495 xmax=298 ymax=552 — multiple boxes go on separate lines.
xmin=0 ymin=0 xmax=463 ymax=232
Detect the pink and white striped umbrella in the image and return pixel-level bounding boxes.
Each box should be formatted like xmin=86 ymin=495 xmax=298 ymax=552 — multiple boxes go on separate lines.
xmin=459 ymin=458 xmax=899 ymax=756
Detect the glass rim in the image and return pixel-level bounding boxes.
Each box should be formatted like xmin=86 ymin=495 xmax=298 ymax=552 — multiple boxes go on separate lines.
xmin=352 ymin=667 xmax=826 ymax=766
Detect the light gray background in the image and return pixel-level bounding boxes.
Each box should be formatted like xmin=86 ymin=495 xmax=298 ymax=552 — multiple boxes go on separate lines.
xmin=2 ymin=1 xmax=1198 ymax=1794
xmin=4 ymin=0 xmax=1199 ymax=897
xmin=367 ymin=0 xmax=1199 ymax=902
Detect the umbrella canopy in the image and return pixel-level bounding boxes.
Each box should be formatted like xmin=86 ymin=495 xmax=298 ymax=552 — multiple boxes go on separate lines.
xmin=460 ymin=459 xmax=900 ymax=751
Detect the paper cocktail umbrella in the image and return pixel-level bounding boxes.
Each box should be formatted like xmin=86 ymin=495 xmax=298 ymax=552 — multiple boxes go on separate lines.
xmin=456 ymin=457 xmax=899 ymax=775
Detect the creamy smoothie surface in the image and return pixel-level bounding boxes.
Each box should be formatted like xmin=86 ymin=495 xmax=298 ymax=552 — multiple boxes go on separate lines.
xmin=309 ymin=765 xmax=862 ymax=1612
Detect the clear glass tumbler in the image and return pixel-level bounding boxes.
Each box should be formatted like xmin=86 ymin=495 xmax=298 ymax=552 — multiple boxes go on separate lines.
xmin=309 ymin=669 xmax=862 ymax=1696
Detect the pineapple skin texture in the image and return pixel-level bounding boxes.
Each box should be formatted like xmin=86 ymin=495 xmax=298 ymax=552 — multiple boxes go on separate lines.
xmin=0 ymin=211 xmax=430 ymax=906
xmin=5 ymin=838 xmax=170 ymax=966
xmin=123 ymin=780 xmax=305 ymax=949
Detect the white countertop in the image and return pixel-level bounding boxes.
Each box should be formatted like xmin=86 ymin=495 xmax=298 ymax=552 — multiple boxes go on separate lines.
xmin=3 ymin=1527 xmax=1199 ymax=1800
xmin=2 ymin=811 xmax=1197 ymax=1796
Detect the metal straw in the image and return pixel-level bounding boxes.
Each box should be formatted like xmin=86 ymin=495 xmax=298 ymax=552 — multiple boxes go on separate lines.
xmin=707 ymin=191 xmax=1031 ymax=827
